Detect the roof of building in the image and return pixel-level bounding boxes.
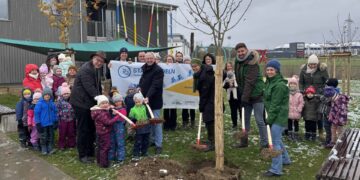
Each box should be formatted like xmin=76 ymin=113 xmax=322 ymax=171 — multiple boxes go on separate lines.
xmin=106 ymin=0 xmax=178 ymax=11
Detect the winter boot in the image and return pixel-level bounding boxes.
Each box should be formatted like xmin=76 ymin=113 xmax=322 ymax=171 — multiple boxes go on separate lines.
xmin=32 ymin=144 xmax=39 ymax=151
xmin=182 ymin=122 xmax=188 ymax=129
xmin=190 ymin=121 xmax=195 ymax=129
xmin=293 ymin=132 xmax=300 ymax=141
xmin=305 ymin=132 xmax=311 ymax=141
xmin=47 ymin=145 xmax=56 ymax=154
xmin=318 ymin=129 xmax=325 ymax=142
xmin=234 ymin=134 xmax=248 ymax=148
xmin=41 ymin=145 xmax=48 ymax=155
xmin=287 ymin=131 xmax=294 ymax=141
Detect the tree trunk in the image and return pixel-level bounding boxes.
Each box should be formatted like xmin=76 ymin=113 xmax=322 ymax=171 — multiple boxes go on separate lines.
xmin=215 ymin=48 xmax=224 ymax=171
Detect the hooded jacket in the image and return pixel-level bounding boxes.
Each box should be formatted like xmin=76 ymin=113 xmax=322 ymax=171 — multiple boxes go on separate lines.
xmin=299 ymin=63 xmax=329 ymax=94
xmin=23 ymin=64 xmax=42 ymax=92
xmin=288 ymin=77 xmax=304 ymax=120
xmin=264 ymin=73 xmax=289 ymax=126
xmin=234 ymin=50 xmax=265 ymax=104
xmin=34 ymin=97 xmax=58 ymax=127
xmin=90 ymin=106 xmax=120 ymax=135
xmin=15 ymin=88 xmax=33 ymax=126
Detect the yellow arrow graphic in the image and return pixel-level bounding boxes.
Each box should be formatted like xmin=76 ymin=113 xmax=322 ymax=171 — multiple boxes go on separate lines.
xmin=165 ymin=78 xmax=199 ymax=96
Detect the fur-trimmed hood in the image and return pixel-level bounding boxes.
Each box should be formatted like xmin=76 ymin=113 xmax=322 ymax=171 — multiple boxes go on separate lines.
xmin=300 ymin=62 xmax=327 ymax=72
xmin=235 ymin=50 xmax=260 ymax=65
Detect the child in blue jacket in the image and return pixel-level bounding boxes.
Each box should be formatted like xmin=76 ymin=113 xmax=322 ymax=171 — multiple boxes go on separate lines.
xmin=15 ymin=88 xmax=33 ymax=148
xmin=34 ymin=87 xmax=58 ymax=155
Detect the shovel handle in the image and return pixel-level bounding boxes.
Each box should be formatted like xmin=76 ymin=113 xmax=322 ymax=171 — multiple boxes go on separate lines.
xmin=267 ymin=125 xmax=273 ymax=148
xmin=113 ymin=109 xmax=136 ymax=127
xmin=138 ymin=91 xmax=155 ymax=119
xmin=196 ymin=113 xmax=203 ymax=145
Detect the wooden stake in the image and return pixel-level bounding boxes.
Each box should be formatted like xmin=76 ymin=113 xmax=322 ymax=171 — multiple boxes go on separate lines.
xmin=241 ymin=107 xmax=245 ymax=133
xmin=215 ymin=54 xmax=224 ymax=171
xmin=267 ymin=125 xmax=273 ymax=149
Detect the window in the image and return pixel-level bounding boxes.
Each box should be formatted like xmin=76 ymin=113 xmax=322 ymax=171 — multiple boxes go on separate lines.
xmin=0 ymin=0 xmax=9 ymax=20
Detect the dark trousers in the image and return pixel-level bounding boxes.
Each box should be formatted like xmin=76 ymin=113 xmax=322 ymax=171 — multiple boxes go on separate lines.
xmin=58 ymin=120 xmax=76 ymax=149
xmin=74 ymin=106 xmax=96 ymax=159
xmin=163 ymin=109 xmax=177 ymax=130
xmin=17 ymin=123 xmax=30 ymax=146
xmin=305 ymin=120 xmax=317 ymax=139
xmin=317 ymin=116 xmax=324 ymax=130
xmin=133 ymin=133 xmax=150 ymax=157
xmin=182 ymin=109 xmax=195 ymax=125
xmin=287 ymin=119 xmax=299 ymax=132
xmin=96 ymin=133 xmax=111 ymax=168
xmin=323 ymin=117 xmax=332 ymax=145
xmin=205 ymin=121 xmax=214 ymax=145
xmin=229 ymin=98 xmax=241 ymax=127
xmin=39 ymin=126 xmax=54 ymax=152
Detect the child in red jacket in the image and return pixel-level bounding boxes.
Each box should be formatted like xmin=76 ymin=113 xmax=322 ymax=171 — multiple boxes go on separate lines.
xmin=91 ymin=95 xmax=122 ymax=168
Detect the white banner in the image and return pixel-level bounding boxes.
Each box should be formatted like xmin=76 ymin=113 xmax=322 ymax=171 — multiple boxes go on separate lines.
xmin=110 ymin=61 xmax=199 ymax=109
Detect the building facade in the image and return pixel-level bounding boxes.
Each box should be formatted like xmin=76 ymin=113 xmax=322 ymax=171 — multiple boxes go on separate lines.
xmin=0 ymin=0 xmax=175 ymax=84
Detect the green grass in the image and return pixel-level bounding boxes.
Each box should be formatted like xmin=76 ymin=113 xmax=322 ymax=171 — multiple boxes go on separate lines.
xmin=1 ymin=84 xmax=360 ymax=179
xmin=0 ymin=94 xmax=19 ymax=109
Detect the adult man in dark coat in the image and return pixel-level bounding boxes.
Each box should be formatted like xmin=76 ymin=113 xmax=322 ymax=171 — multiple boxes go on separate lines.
xmin=233 ymin=42 xmax=268 ymax=148
xmin=139 ymin=52 xmax=164 ymax=155
xmin=70 ymin=51 xmax=105 ymax=163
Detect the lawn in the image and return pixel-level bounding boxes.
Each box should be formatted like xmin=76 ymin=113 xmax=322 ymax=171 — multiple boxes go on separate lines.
xmin=1 ymin=82 xmax=360 ymax=179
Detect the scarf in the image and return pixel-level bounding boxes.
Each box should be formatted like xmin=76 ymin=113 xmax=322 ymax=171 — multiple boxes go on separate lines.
xmin=236 ymin=50 xmax=252 ymax=62
xmin=306 ymin=64 xmax=317 ymax=74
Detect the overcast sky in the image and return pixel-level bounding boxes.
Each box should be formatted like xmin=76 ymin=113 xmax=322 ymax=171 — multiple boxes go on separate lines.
xmin=154 ymin=0 xmax=360 ymax=49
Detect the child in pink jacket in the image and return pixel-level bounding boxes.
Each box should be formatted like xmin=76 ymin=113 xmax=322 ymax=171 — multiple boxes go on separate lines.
xmin=287 ymin=75 xmax=304 ymax=141
xmin=27 ymin=92 xmax=42 ymax=150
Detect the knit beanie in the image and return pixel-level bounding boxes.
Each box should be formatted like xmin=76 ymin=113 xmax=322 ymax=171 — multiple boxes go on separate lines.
xmin=94 ymin=95 xmax=109 ymax=105
xmin=112 ymin=94 xmax=124 ymax=103
xmin=308 ymin=54 xmax=319 ymax=64
xmin=305 ymin=86 xmax=316 ymax=94
xmin=39 ymin=64 xmax=49 ymax=74
xmin=133 ymin=93 xmax=144 ymax=102
xmin=60 ymin=83 xmax=71 ymax=95
xmin=128 ymin=83 xmax=137 ymax=89
xmin=326 ymin=78 xmax=339 ymax=88
xmin=58 ymin=53 xmax=66 ymax=61
xmin=32 ymin=92 xmax=42 ymax=100
xmin=68 ymin=65 xmax=78 ymax=72
xmin=42 ymin=87 xmax=53 ymax=98
xmin=324 ymin=86 xmax=336 ymax=97
xmin=191 ymin=58 xmax=202 ymax=66
xmin=266 ymin=59 xmax=281 ymax=72
xmin=119 ymin=47 xmax=128 ymax=54
xmin=288 ymin=76 xmax=299 ymax=86
xmin=23 ymin=89 xmax=32 ymax=95
xmin=53 ymin=65 xmax=61 ymax=73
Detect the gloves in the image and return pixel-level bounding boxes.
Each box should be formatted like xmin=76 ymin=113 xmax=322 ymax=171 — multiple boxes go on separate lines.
xmin=223 ymin=82 xmax=230 ymax=89
xmin=36 ymin=123 xmax=44 ymax=133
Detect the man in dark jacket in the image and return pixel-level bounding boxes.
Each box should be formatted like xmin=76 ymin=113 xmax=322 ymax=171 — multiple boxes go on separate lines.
xmin=70 ymin=51 xmax=105 ymax=163
xmin=192 ymin=58 xmax=215 ymax=152
xmin=139 ymin=52 xmax=164 ymax=155
xmin=233 ymin=43 xmax=268 ymax=148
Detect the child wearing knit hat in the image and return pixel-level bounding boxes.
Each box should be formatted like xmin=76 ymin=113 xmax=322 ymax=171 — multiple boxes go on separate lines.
xmin=91 ymin=95 xmax=123 ymax=168
xmin=56 ymin=83 xmax=76 ymax=150
xmin=27 ymin=92 xmax=42 ymax=151
xmin=66 ymin=65 xmax=77 ymax=89
xmin=302 ymin=86 xmax=320 ymax=141
xmin=287 ymin=75 xmax=304 ymax=141
xmin=59 ymin=56 xmax=74 ymax=77
xmin=39 ymin=64 xmax=54 ymax=90
xmin=35 ymin=87 xmax=58 ymax=155
xmin=109 ymin=94 xmax=127 ymax=164
xmin=129 ymin=92 xmax=151 ymax=161
xmin=52 ymin=65 xmax=65 ymax=98
xmin=15 ymin=88 xmax=33 ymax=148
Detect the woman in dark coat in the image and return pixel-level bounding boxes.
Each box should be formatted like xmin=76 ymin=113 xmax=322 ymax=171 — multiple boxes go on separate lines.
xmin=70 ymin=51 xmax=106 ymax=164
xmin=191 ymin=58 xmax=215 ymax=152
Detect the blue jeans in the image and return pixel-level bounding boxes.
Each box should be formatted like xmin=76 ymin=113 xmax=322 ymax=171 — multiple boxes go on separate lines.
xmin=150 ymin=109 xmax=163 ymax=148
xmin=269 ymin=124 xmax=291 ymax=175
xmin=244 ymin=102 xmax=268 ymax=146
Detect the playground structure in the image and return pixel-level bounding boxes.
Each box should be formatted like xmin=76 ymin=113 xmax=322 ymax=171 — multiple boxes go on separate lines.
xmin=320 ymin=52 xmax=352 ymax=96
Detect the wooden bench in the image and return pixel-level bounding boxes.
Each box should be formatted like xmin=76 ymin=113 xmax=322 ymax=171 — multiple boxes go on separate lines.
xmin=316 ymin=128 xmax=360 ymax=180
xmin=0 ymin=105 xmax=16 ymax=133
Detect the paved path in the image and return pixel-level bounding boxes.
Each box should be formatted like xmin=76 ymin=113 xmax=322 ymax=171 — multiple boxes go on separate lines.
xmin=0 ymin=132 xmax=73 ymax=180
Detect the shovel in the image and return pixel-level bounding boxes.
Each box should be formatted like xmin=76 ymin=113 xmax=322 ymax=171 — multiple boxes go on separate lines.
xmin=260 ymin=123 xmax=282 ymax=160
xmin=139 ymin=92 xmax=165 ymax=124
xmin=112 ymin=109 xmax=137 ymax=128
xmin=233 ymin=107 xmax=247 ymax=140
xmin=191 ymin=113 xmax=208 ymax=151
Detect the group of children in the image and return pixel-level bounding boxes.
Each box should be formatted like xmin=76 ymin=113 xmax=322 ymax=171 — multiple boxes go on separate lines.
xmin=17 ymin=72 xmax=151 ymax=168
xmin=286 ymin=76 xmax=350 ymax=148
